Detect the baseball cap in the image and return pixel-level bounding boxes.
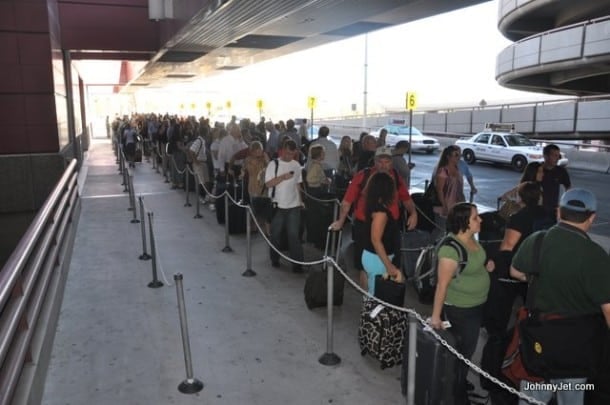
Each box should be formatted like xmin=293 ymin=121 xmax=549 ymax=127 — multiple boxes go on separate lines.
xmin=375 ymin=146 xmax=392 ymax=159
xmin=559 ymin=188 xmax=597 ymax=212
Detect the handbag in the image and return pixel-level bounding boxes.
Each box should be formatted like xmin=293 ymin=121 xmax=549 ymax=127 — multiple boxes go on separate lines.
xmin=374 ymin=275 xmax=406 ymax=306
xmin=519 ymin=311 xmax=605 ymax=379
xmin=502 ymin=307 xmax=544 ymax=387
xmin=423 ymin=178 xmax=441 ymax=206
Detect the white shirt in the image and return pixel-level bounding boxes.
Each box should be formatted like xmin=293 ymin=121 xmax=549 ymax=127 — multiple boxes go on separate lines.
xmin=210 ymin=140 xmax=220 ymax=170
xmin=265 ymin=159 xmax=302 ymax=209
xmin=189 ymin=136 xmax=206 ymax=162
xmin=218 ymin=135 xmax=247 ymax=171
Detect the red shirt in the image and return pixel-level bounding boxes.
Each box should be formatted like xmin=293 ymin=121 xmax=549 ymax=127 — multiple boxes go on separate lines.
xmin=344 ymin=167 xmax=411 ymax=221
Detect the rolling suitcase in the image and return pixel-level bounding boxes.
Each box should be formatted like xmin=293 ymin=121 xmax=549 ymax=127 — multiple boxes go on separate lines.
xmin=304 ymin=193 xmax=335 ymax=250
xmin=304 ymin=230 xmax=344 ymax=309
xmin=401 ymin=320 xmax=456 ymax=405
xmin=358 ymin=299 xmax=408 ymax=369
xmin=215 ymin=181 xmax=247 ymax=234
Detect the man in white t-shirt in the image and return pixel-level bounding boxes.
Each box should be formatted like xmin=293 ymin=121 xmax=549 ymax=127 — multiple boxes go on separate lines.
xmin=264 ymin=139 xmax=304 ymax=272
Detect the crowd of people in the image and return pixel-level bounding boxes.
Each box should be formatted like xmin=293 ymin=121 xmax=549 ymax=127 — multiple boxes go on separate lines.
xmin=111 ymin=112 xmax=609 ymax=405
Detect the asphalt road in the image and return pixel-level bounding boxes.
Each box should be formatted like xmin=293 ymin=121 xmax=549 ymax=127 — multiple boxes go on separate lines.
xmin=404 ymin=152 xmax=610 ymax=238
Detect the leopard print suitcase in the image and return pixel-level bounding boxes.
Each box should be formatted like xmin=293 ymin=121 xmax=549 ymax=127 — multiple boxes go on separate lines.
xmin=358 ymin=299 xmax=408 ymax=369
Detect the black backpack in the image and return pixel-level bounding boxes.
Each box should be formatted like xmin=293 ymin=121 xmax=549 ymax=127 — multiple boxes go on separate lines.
xmin=412 ymin=236 xmax=468 ymax=304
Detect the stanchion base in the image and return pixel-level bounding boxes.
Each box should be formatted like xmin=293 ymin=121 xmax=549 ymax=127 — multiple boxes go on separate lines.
xmin=318 ymin=352 xmax=341 ymax=366
xmin=139 ymin=253 xmax=152 ymax=260
xmin=222 ymin=246 xmax=233 ymax=253
xmin=184 ymin=203 xmax=192 ymax=207
xmin=194 ymin=214 xmax=203 ymax=219
xmin=178 ymin=378 xmax=204 ymax=394
xmin=130 ymin=219 xmax=140 ymax=223
xmin=147 ymin=280 xmax=164 ymax=288
xmin=242 ymin=269 xmax=257 ymax=277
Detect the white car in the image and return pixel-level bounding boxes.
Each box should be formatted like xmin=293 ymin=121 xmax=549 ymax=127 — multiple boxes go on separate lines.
xmin=455 ymin=131 xmax=569 ymax=171
xmin=373 ymin=124 xmax=440 ymax=153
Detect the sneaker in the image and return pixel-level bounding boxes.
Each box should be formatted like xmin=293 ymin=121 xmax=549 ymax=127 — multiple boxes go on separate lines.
xmin=199 ymin=197 xmax=207 ymax=204
xmin=271 ymin=260 xmax=280 ymax=268
xmin=209 ymin=204 xmax=216 ymax=212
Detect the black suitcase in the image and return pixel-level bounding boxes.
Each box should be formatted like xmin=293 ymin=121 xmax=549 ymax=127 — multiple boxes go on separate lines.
xmin=399 ymin=230 xmax=433 ymax=280
xmin=359 ymin=299 xmax=408 ymax=369
xmin=401 ymin=320 xmax=456 ymax=405
xmin=304 ymin=230 xmax=344 ymax=309
xmin=304 ymin=193 xmax=336 ymax=250
xmin=214 ymin=181 xmax=247 ymax=234
xmin=411 ymin=192 xmax=437 ymax=232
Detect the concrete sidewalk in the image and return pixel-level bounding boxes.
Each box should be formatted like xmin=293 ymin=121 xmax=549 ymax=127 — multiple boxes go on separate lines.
xmin=41 ymin=139 xmax=412 ymax=405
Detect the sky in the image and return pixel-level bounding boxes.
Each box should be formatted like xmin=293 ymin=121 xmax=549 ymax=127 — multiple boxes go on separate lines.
xmin=119 ymin=1 xmax=556 ymax=120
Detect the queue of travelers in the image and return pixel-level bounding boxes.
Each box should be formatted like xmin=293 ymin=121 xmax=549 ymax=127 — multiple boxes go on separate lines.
xmin=112 ymin=113 xmax=608 ymax=405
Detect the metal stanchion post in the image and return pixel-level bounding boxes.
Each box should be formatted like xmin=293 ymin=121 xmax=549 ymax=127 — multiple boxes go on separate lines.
xmin=147 ymin=212 xmax=163 ymax=288
xmin=406 ymin=314 xmax=417 ymax=405
xmin=118 ymin=145 xmax=124 ymax=174
xmin=138 ymin=196 xmax=151 ymax=260
xmin=164 ymin=154 xmax=170 ymax=183
xmin=184 ymin=168 xmax=192 ymax=207
xmin=319 ymin=256 xmax=341 ymax=366
xmin=242 ymin=208 xmax=256 ymax=277
xmin=222 ymin=185 xmax=233 ymax=252
xmin=173 ymin=273 xmax=204 ymax=394
xmin=128 ymin=172 xmax=139 ymax=224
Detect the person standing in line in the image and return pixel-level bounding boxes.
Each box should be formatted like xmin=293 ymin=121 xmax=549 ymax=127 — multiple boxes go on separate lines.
xmin=510 ymin=188 xmax=610 ymax=405
xmin=391 ymin=140 xmax=413 ymax=189
xmin=265 ymin=139 xmax=305 ymax=273
xmin=361 ymin=171 xmax=404 ymax=293
xmin=376 ymin=128 xmax=388 ymax=147
xmin=356 ymin=134 xmax=378 ymax=171
xmin=430 ymin=202 xmax=493 ymax=405
xmin=520 ymin=143 xmax=570 ymax=223
xmin=454 ymin=145 xmax=477 ymax=196
xmin=308 ymin=126 xmax=339 ymax=172
xmin=265 ymin=120 xmax=280 ymax=159
xmin=330 ymin=146 xmax=418 ymax=287
xmin=432 ymin=145 xmax=466 ymax=234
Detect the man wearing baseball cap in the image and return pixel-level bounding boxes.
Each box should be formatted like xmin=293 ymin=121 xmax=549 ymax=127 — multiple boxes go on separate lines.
xmin=510 ymin=188 xmax=610 ymax=405
xmin=331 ymin=146 xmax=417 ymax=287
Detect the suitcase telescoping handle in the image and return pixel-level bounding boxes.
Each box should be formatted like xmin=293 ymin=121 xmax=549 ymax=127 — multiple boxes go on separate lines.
xmin=324 ymin=227 xmax=342 ymax=263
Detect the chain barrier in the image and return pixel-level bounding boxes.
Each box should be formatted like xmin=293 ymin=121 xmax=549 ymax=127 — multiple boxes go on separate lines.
xmin=124 ymin=150 xmax=543 ymax=404
xmin=301 ymin=188 xmax=342 ymax=205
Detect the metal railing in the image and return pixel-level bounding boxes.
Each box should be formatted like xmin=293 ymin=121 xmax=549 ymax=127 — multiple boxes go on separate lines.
xmin=0 ymin=158 xmax=81 ymax=405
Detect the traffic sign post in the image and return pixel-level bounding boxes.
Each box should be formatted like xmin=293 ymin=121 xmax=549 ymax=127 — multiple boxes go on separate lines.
xmin=308 ymin=96 xmax=316 ymax=139
xmin=256 ymin=99 xmax=264 ymax=120
xmin=405 ymin=92 xmax=417 ymax=184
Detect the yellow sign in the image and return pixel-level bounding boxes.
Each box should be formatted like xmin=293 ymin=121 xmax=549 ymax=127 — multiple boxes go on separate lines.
xmin=190 ymin=103 xmax=196 ymax=110
xmin=406 ymin=92 xmax=417 ymax=111
xmin=226 ymin=101 xmax=232 ymax=109
xmin=308 ymin=96 xmax=316 ymax=110
xmin=179 ymin=103 xmax=185 ymax=110
xmin=256 ymin=99 xmax=264 ymax=110
xmin=205 ymin=102 xmax=212 ymax=110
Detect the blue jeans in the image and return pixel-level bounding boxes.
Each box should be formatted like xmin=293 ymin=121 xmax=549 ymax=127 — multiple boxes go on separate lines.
xmin=519 ymin=378 xmax=587 ymax=405
xmin=444 ymin=304 xmax=484 ymax=405
xmin=269 ymin=207 xmax=303 ymax=265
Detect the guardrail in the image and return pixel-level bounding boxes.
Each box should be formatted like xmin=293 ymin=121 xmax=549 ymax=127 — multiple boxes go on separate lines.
xmin=0 ymin=158 xmax=81 ymax=405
